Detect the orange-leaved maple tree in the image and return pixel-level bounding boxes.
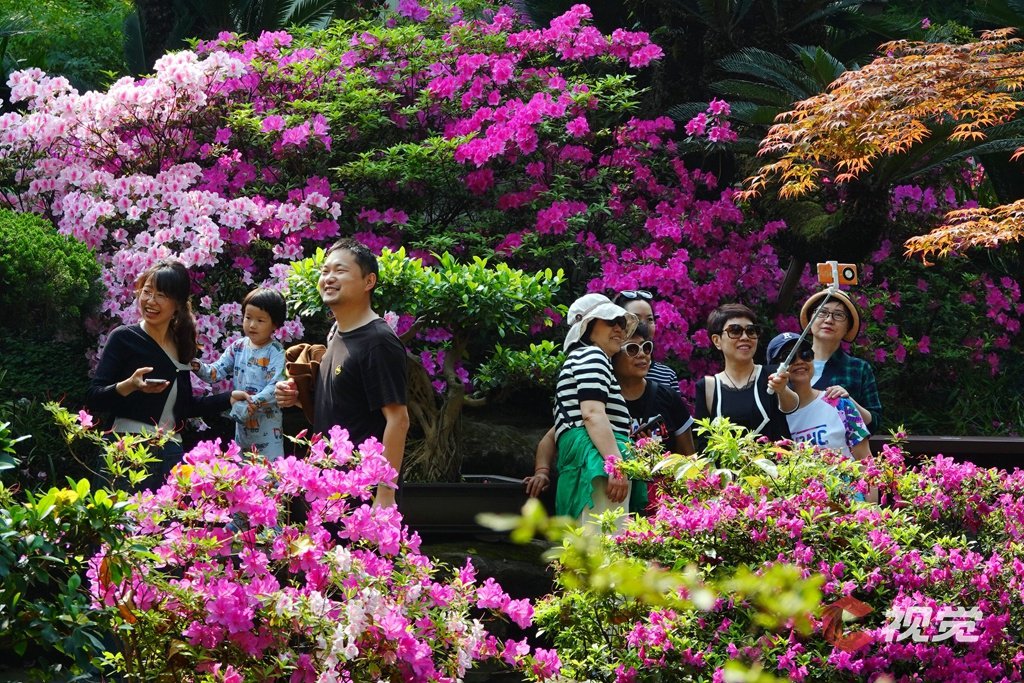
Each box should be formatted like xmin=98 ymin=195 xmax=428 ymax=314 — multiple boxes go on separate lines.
xmin=740 ymin=29 xmax=1024 ymax=261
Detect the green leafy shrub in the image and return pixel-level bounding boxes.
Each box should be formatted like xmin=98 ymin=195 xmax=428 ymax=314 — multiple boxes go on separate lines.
xmin=0 ymin=0 xmax=130 ymax=92
xmin=0 ymin=405 xmax=182 ymax=678
xmin=473 ymin=340 xmax=566 ymax=399
xmin=288 ymin=247 xmax=565 ymax=480
xmin=0 ymin=339 xmax=96 ymax=490
xmin=0 ymin=209 xmax=103 ymax=339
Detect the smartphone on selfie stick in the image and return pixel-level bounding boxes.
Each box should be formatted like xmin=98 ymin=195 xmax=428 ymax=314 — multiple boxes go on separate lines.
xmin=768 ymin=261 xmax=858 ymax=395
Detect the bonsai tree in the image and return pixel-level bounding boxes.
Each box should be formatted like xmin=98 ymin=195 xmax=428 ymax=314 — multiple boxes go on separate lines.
xmin=288 ymin=247 xmax=564 ymax=481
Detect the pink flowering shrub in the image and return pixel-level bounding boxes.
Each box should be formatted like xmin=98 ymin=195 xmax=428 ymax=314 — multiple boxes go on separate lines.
xmin=0 ymin=0 xmax=783 ymax=410
xmin=537 ymin=420 xmax=1024 ymax=681
xmin=91 ymin=429 xmax=556 ymax=681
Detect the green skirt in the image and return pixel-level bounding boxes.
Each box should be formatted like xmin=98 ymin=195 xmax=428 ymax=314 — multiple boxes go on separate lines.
xmin=555 ymin=427 xmax=647 ymax=519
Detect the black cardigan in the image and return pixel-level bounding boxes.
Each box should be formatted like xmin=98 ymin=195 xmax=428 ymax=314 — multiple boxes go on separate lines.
xmin=86 ymin=324 xmax=231 ymax=429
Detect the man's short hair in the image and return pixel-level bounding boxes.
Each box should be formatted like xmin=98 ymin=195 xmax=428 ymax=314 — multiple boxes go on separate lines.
xmin=326 ymin=238 xmax=379 ymax=290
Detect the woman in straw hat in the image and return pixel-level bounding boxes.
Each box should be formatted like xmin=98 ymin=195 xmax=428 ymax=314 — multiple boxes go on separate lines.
xmin=550 ymin=293 xmax=643 ymax=529
xmin=799 ymin=290 xmax=882 ymax=430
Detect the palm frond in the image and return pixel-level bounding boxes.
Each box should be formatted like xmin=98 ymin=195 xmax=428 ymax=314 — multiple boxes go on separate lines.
xmin=715 ymin=47 xmax=820 ymax=96
xmin=710 ymin=79 xmax=799 ymax=107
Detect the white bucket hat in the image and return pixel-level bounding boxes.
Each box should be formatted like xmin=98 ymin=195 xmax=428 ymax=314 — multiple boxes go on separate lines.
xmin=563 ymin=293 xmax=639 ymax=351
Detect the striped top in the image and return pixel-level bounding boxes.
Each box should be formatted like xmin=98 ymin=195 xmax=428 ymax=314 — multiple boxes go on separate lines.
xmin=553 ymin=345 xmax=632 ymax=442
xmin=647 ymin=361 xmax=680 ymax=396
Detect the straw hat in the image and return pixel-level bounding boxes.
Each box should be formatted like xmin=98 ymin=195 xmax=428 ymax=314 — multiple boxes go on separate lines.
xmin=563 ymin=293 xmax=638 ymax=351
xmin=800 ymin=289 xmax=860 ymax=342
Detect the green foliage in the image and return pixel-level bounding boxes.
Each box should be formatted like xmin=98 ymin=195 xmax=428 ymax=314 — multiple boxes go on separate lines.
xmin=473 ymin=340 xmax=566 ymax=399
xmin=0 ymin=333 xmax=95 ymax=490
xmin=0 ymin=476 xmax=128 ymax=676
xmin=0 ymin=404 xmax=165 ymax=677
xmin=0 ymin=417 xmax=26 ymax=473
xmin=376 ymin=248 xmax=565 ymax=338
xmin=482 ymin=497 xmax=823 ymax=683
xmin=0 ymin=209 xmax=103 ymax=339
xmin=0 ymin=0 xmax=130 ymax=92
xmin=288 ymin=246 xmax=565 ymax=366
xmin=287 ymin=248 xmax=566 ymax=480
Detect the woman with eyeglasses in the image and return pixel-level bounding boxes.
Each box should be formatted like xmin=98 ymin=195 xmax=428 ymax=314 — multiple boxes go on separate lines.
xmin=86 ymin=259 xmax=249 ymax=487
xmin=613 ymin=290 xmax=680 ymax=396
xmin=543 ymin=293 xmax=643 ymax=529
xmin=800 ymin=290 xmax=882 ymax=430
xmin=694 ymin=303 xmax=795 ymax=443
xmin=766 ymin=332 xmax=871 ymax=462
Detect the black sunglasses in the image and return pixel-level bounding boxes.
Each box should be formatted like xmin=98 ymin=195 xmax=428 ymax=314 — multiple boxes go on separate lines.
xmin=622 ymin=341 xmax=654 ymax=357
xmin=774 ymin=346 xmax=815 ymax=364
xmin=722 ymin=324 xmax=761 ymax=339
xmin=618 ymin=290 xmax=653 ymax=301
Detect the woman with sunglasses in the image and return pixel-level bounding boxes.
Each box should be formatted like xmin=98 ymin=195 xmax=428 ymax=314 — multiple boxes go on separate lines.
xmin=613 ymin=289 xmax=680 ymax=396
xmin=525 ymin=322 xmax=694 ymax=505
xmin=799 ymin=290 xmax=882 ymax=430
xmin=613 ymin=324 xmax=695 ymax=456
xmin=543 ymin=293 xmax=643 ymax=528
xmin=694 ymin=304 xmax=795 ymax=444
xmin=766 ymin=332 xmax=871 ymax=463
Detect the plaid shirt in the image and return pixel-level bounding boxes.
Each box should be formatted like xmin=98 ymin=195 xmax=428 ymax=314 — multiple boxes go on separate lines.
xmin=814 ymin=348 xmax=883 ymax=431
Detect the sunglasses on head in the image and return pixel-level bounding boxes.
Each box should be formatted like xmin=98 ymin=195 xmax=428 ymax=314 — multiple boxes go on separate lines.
xmin=774 ymin=345 xmax=815 ymax=364
xmin=619 ymin=290 xmax=653 ymax=301
xmin=622 ymin=340 xmax=654 ymax=357
xmin=721 ymin=324 xmax=761 ymax=339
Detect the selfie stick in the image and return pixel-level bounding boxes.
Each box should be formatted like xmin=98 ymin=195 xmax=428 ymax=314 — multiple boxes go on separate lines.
xmin=767 ymin=261 xmax=839 ymax=395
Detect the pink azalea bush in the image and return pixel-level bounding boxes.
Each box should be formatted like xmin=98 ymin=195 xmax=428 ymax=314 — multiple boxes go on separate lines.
xmin=90 ymin=428 xmax=557 ymax=681
xmin=0 ymin=0 xmax=783 ymax=405
xmin=537 ymin=420 xmax=1024 ymax=681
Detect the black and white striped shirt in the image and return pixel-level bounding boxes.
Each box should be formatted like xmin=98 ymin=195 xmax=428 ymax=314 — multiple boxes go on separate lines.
xmin=554 ymin=346 xmax=632 ymax=441
xmin=646 ymin=361 xmax=680 ymax=396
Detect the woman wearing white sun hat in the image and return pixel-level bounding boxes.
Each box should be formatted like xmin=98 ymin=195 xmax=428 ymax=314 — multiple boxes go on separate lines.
xmin=552 ymin=293 xmax=642 ymax=529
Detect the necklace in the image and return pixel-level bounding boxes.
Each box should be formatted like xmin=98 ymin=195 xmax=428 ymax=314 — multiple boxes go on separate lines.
xmin=721 ymin=365 xmax=755 ymax=389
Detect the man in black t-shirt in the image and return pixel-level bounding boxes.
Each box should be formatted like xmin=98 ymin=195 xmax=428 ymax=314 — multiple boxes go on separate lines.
xmin=276 ymin=239 xmax=409 ymax=507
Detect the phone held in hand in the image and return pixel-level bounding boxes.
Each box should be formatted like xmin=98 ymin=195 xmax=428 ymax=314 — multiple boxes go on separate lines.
xmin=144 ymin=378 xmax=169 ymax=385
xmin=632 ymin=414 xmax=664 ymax=437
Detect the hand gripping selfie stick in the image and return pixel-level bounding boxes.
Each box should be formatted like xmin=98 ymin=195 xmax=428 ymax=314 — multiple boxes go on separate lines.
xmin=767 ymin=261 xmax=857 ymax=395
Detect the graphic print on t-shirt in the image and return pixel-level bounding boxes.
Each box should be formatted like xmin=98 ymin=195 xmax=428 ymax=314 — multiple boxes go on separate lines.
xmin=792 ymin=423 xmax=829 ymax=447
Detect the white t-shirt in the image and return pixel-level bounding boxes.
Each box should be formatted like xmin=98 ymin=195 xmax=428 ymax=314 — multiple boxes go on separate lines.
xmin=786 ymin=393 xmax=868 ymax=460
xmin=811 ymin=360 xmax=826 ymax=386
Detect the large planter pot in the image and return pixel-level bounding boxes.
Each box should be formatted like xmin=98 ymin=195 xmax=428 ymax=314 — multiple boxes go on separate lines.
xmin=400 ymin=474 xmax=546 ymax=534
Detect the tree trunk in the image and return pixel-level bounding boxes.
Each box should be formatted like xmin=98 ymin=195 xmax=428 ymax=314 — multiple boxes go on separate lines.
xmin=133 ymin=0 xmax=177 ymax=71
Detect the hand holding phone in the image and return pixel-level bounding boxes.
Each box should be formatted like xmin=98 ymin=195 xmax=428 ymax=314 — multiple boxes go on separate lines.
xmin=632 ymin=414 xmax=664 ymax=438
